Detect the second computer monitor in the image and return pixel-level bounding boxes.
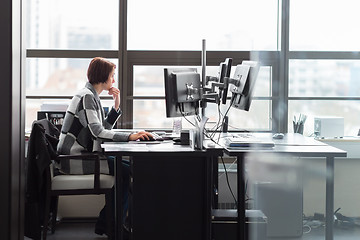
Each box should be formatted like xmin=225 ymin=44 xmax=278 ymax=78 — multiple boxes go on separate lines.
xmin=230 ymin=61 xmax=260 ymax=111
xmin=164 ymin=68 xmax=200 ymax=118
xmin=219 ymin=58 xmax=233 ymax=104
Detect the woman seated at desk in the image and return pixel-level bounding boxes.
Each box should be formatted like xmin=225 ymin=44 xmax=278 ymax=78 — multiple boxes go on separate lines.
xmin=57 ymin=57 xmax=153 ymax=237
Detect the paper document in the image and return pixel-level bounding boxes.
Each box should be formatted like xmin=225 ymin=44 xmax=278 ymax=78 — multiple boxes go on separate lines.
xmin=101 ymin=142 xmax=150 ymax=152
xmin=225 ymin=134 xmax=275 ymax=148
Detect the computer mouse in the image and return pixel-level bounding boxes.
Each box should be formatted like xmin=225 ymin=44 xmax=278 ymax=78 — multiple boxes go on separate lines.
xmin=272 ymin=133 xmax=284 ymax=139
xmin=140 ymin=136 xmax=155 ymax=141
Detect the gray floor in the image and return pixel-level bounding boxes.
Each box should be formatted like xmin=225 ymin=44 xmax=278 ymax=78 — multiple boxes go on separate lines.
xmin=24 ymin=222 xmax=108 ymax=240
xmin=266 ymin=225 xmax=360 ymax=240
xmin=24 ymin=221 xmax=360 ymax=240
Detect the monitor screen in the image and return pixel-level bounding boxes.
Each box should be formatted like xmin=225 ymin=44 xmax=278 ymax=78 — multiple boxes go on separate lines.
xmin=164 ymin=68 xmax=200 ymax=118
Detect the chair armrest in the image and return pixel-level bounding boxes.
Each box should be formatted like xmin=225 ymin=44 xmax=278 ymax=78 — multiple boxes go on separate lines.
xmin=56 ymin=153 xmax=100 ymax=160
xmin=55 ymin=153 xmax=102 ymax=190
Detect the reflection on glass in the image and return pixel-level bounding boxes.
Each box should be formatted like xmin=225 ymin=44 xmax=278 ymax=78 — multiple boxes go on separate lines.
xmin=289 ymin=60 xmax=360 ymax=97
xmin=246 ymin=154 xmax=304 ymax=239
xmin=290 ymin=0 xmax=360 ymax=51
xmin=26 ymin=58 xmax=118 ymax=96
xmin=288 ymin=100 xmax=360 ymax=136
xmin=26 ymin=0 xmax=119 ymax=49
xmin=128 ymin=0 xmax=278 ymax=50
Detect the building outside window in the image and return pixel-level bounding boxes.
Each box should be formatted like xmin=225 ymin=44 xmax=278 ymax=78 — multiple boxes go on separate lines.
xmin=25 ymin=0 xmax=360 ymax=137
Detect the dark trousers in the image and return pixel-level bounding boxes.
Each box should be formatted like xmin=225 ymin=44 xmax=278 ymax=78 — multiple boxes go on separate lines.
xmin=97 ymin=157 xmax=130 ymax=228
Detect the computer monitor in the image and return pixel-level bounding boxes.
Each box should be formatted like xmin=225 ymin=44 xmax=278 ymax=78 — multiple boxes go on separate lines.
xmin=164 ymin=68 xmax=201 ymax=118
xmin=229 ymin=61 xmax=260 ymax=111
xmin=203 ymin=58 xmax=232 ymax=105
xmin=219 ymin=58 xmax=233 ymax=104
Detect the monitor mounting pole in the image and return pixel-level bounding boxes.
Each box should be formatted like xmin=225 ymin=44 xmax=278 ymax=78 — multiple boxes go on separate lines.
xmin=193 ymin=39 xmax=208 ymax=150
xmin=201 ymin=39 xmax=207 ymax=117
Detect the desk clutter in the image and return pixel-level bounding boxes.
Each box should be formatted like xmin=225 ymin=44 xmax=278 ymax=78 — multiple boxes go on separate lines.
xmin=293 ymin=113 xmax=307 ymax=134
xmin=314 ymin=116 xmax=344 ymax=139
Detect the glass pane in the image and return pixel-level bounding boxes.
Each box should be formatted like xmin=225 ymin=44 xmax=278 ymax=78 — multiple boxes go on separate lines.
xmin=134 ymin=65 xmax=271 ymax=97
xmin=290 ymin=0 xmax=360 ymax=51
xmin=133 ymin=66 xmax=168 ymax=97
xmin=288 ymin=100 xmax=359 ymax=136
xmin=25 ymin=99 xmax=68 ymax=130
xmin=26 ymin=0 xmax=118 ymax=50
xmin=205 ymin=100 xmax=271 ymax=131
xmin=26 ymin=99 xmax=116 ymax=131
xmin=26 ymin=58 xmax=118 ymax=96
xmin=128 ymin=0 xmax=278 ymax=50
xmin=133 ymin=100 xmax=169 ymax=129
xmin=289 ymin=60 xmax=360 ymax=97
xmin=133 ymin=99 xmax=270 ymax=130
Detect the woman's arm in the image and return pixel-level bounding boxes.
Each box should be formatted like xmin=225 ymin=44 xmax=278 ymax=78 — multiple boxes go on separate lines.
xmin=82 ymin=94 xmax=129 ymax=141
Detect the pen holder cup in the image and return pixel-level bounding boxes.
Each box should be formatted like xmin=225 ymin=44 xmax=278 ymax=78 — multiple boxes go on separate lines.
xmin=293 ymin=122 xmax=304 ymax=134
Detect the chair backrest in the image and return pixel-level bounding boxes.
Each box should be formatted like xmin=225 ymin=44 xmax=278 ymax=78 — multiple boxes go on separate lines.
xmin=24 ymin=119 xmax=60 ymax=239
xmin=37 ymin=111 xmax=66 ymax=131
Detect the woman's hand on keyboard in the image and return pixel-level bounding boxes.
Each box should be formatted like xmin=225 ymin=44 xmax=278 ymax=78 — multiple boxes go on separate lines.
xmin=129 ymin=131 xmax=153 ymax=141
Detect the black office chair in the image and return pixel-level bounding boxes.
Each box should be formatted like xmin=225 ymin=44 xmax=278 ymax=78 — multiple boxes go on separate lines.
xmin=25 ymin=119 xmax=114 ymax=240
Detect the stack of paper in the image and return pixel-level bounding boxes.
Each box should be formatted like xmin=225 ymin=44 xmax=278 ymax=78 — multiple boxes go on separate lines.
xmin=225 ymin=135 xmax=275 ymax=148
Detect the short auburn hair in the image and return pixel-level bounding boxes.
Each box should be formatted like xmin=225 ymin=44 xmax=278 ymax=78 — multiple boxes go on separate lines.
xmin=87 ymin=57 xmax=116 ymax=84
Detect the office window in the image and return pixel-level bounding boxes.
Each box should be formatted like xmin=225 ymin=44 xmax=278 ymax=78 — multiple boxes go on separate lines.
xmin=206 ymin=100 xmax=272 ymax=131
xmin=25 ymin=98 xmax=115 ymax=131
xmin=132 ymin=64 xmax=272 ymax=130
xmin=25 ymin=58 xmax=118 ymax=130
xmin=134 ymin=66 xmax=165 ymax=97
xmin=288 ymin=100 xmax=360 ymax=136
xmin=26 ymin=58 xmax=118 ymax=97
xmin=289 ymin=0 xmax=360 ymax=136
xmin=290 ymin=0 xmax=360 ymax=51
xmin=289 ymin=60 xmax=360 ymax=97
xmin=288 ymin=60 xmax=360 ymax=135
xmin=26 ymin=0 xmax=119 ymax=50
xmin=205 ymin=65 xmax=272 ymax=131
xmin=127 ymin=0 xmax=278 ymax=50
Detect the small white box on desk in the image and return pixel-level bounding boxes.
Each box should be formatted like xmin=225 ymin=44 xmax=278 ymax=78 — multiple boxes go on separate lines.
xmin=314 ymin=117 xmax=344 ymax=138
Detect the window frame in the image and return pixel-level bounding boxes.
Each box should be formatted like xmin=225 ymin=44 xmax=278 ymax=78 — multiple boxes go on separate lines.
xmin=26 ymin=0 xmax=360 ymax=134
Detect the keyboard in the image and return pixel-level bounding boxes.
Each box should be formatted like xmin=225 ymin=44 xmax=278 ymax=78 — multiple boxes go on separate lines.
xmin=150 ymin=132 xmax=164 ymax=141
xmin=139 ymin=132 xmax=164 ymax=141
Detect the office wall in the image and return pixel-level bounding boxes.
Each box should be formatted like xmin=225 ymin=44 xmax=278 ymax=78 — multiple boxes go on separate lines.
xmin=58 ymin=195 xmax=105 ymax=218
xmin=0 ymin=0 xmax=24 ymax=239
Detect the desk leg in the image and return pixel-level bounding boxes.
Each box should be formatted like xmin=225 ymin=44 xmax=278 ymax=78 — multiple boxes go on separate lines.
xmin=205 ymin=156 xmax=213 ymax=240
xmin=115 ymin=155 xmax=123 ymax=240
xmin=237 ymin=154 xmax=245 ymax=240
xmin=325 ymin=156 xmax=334 ymax=240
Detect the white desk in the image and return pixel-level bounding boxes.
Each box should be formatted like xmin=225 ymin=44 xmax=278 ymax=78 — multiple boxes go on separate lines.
xmin=218 ymin=133 xmax=347 ymax=240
